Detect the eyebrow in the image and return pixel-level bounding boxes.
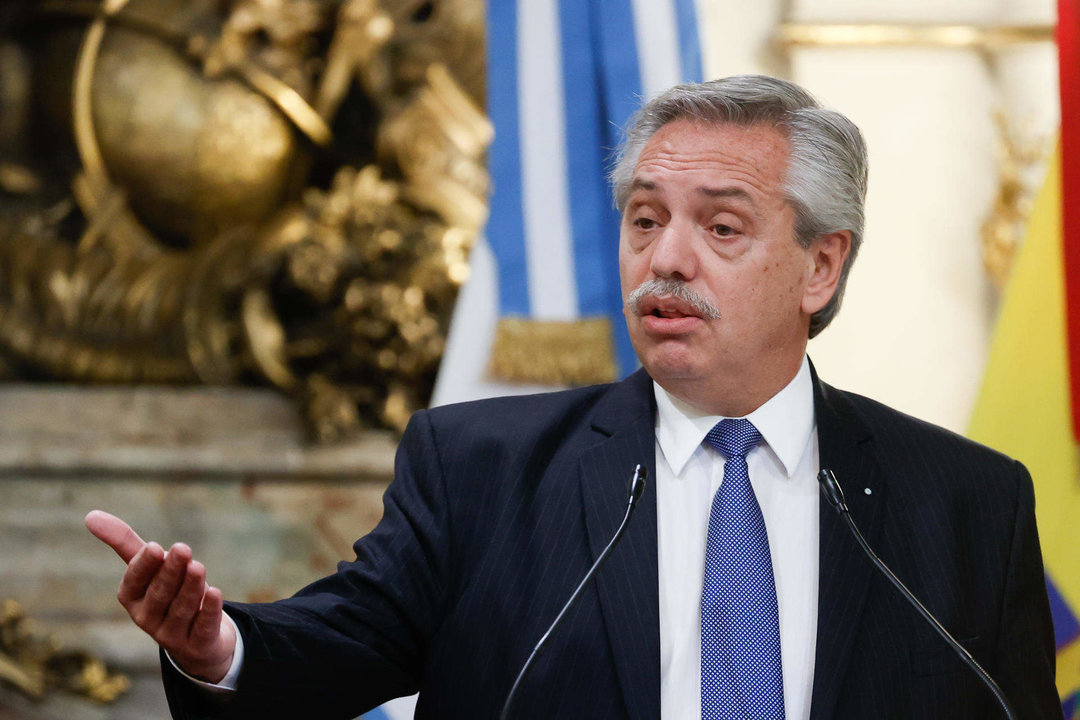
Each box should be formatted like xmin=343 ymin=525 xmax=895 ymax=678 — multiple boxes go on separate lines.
xmin=697 ymin=186 xmax=754 ymax=204
xmin=628 ymin=178 xmax=756 ymax=205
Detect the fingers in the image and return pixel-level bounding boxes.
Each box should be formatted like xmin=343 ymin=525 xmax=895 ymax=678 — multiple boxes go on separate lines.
xmin=190 ymin=586 xmax=225 ymax=649
xmin=86 ymin=510 xmax=146 ymax=563
xmin=137 ymin=543 xmax=192 ymax=631
xmin=177 ymin=587 xmax=235 ymax=684
xmin=158 ymin=560 xmax=206 ymax=646
xmin=117 ymin=541 xmax=166 ymax=605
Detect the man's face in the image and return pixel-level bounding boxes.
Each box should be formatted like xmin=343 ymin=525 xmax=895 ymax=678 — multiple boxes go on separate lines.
xmin=619 ymin=119 xmax=839 ymax=411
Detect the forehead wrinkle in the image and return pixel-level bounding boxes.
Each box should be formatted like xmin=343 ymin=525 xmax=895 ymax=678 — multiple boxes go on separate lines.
xmin=631 ymin=120 xmax=791 ymax=200
xmin=630 ymin=156 xmax=777 ymax=206
xmin=637 ymin=151 xmax=779 ymax=182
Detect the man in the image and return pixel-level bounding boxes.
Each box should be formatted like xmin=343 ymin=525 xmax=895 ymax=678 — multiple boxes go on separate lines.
xmin=87 ymin=75 xmax=1061 ymax=719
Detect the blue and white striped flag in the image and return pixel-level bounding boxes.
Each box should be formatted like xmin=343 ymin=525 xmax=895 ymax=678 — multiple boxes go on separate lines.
xmin=432 ymin=0 xmax=705 ymax=405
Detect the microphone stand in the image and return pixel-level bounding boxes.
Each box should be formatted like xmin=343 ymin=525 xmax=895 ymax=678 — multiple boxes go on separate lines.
xmin=818 ymin=468 xmax=1018 ymax=720
xmin=499 ymin=464 xmax=647 ymax=720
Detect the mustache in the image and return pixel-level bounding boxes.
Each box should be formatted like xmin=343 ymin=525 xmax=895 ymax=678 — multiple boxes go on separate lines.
xmin=625 ymin=278 xmax=721 ymax=320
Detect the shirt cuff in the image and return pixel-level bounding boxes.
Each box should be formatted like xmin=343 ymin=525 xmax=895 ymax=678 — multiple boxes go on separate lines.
xmin=164 ymin=612 xmax=245 ymax=692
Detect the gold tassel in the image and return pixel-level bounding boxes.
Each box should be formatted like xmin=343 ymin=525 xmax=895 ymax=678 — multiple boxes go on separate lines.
xmin=490 ymin=317 xmax=618 ymax=386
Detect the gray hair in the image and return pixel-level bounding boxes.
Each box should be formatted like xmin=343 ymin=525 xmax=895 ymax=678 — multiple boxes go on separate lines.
xmin=610 ymin=75 xmax=868 ymax=338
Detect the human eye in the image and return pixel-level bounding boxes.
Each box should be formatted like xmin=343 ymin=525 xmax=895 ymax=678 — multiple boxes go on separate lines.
xmin=626 ymin=203 xmax=662 ymax=231
xmin=709 ymin=222 xmax=743 ymax=239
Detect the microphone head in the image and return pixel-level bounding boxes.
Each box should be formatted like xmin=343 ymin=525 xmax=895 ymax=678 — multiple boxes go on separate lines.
xmin=817 ymin=468 xmax=849 ymax=514
xmin=628 ymin=464 xmax=647 ymax=502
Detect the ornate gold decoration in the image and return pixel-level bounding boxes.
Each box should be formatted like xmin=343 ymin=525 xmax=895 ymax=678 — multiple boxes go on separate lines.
xmin=980 ymin=113 xmax=1050 ymax=287
xmin=490 ymin=317 xmax=617 ymax=387
xmin=775 ymin=23 xmax=1054 ymax=50
xmin=0 ymin=598 xmax=130 ymax=703
xmin=0 ymin=0 xmax=490 ymax=439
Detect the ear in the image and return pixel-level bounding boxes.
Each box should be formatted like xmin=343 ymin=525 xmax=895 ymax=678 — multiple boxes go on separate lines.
xmin=801 ymin=230 xmax=851 ymax=316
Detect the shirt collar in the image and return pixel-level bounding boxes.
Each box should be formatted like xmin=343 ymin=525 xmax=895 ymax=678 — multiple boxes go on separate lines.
xmin=653 ymin=355 xmax=815 ymax=478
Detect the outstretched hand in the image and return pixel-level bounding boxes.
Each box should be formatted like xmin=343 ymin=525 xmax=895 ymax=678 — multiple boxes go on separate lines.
xmin=85 ymin=510 xmax=236 ymax=684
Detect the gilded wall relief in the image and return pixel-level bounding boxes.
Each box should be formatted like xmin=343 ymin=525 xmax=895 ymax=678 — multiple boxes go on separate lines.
xmin=0 ymin=0 xmax=491 ymax=440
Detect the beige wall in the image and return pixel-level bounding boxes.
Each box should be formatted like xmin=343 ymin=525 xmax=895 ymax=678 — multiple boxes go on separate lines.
xmin=700 ymin=0 xmax=1059 ymax=434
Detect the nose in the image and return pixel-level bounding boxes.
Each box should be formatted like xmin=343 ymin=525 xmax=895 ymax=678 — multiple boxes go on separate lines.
xmin=649 ymin=220 xmax=698 ymax=281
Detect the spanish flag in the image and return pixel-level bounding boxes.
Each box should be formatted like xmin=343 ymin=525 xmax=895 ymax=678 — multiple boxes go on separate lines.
xmin=968 ymin=1 xmax=1080 ymax=716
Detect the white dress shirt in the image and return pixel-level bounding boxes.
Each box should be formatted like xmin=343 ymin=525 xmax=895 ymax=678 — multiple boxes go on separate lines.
xmin=655 ymin=356 xmax=819 ymax=720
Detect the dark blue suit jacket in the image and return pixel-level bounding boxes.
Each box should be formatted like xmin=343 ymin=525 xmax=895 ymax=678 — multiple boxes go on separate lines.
xmin=163 ymin=367 xmax=1061 ymax=719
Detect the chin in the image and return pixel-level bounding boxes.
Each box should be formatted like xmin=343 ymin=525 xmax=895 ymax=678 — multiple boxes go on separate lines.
xmin=637 ymin=345 xmax=708 ymax=383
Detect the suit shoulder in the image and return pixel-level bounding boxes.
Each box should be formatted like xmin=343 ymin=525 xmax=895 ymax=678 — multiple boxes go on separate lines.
xmin=413 ymin=381 xmax=630 ymax=457
xmin=831 ymin=386 xmax=1025 ymax=479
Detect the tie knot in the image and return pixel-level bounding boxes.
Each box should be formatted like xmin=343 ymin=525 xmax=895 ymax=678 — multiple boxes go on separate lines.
xmin=705 ymin=418 xmax=762 ymax=459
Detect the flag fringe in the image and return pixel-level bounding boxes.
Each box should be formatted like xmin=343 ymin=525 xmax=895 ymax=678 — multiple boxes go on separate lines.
xmin=489 ymin=317 xmax=618 ymax=386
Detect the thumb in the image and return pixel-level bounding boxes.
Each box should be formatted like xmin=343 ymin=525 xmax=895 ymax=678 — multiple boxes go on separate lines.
xmin=85 ymin=510 xmax=146 ymax=564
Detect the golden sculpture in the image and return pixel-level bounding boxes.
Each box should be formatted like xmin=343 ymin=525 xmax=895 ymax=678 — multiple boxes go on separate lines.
xmin=980 ymin=112 xmax=1049 ymax=288
xmin=0 ymin=599 xmax=130 ymax=703
xmin=0 ymin=0 xmax=491 ymax=440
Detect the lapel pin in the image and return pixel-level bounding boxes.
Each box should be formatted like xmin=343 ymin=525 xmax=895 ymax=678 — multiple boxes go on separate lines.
xmin=864 ymin=488 xmax=873 ymax=495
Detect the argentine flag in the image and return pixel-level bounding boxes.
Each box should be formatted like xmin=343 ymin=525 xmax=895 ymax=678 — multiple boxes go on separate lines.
xmin=432 ymin=0 xmax=705 ymax=406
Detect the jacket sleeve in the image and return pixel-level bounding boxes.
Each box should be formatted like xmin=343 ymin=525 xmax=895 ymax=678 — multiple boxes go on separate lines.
xmin=162 ymin=408 xmax=453 ymax=720
xmin=992 ymin=461 xmax=1065 ymax=720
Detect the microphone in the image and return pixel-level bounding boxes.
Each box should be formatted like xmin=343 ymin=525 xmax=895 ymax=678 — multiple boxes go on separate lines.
xmin=817 ymin=469 xmax=1018 ymax=720
xmin=499 ymin=463 xmax=648 ymax=720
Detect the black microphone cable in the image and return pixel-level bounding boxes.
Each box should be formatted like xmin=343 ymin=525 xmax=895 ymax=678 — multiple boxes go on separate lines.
xmin=818 ymin=468 xmax=1018 ymax=720
xmin=499 ymin=463 xmax=648 ymax=720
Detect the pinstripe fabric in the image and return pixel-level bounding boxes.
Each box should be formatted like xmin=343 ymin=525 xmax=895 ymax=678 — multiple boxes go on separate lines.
xmin=161 ymin=366 xmax=1060 ymax=720
xmin=811 ymin=373 xmax=1061 ymax=720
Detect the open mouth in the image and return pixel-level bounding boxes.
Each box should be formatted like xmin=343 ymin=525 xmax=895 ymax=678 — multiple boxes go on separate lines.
xmin=635 ymin=296 xmax=710 ymax=335
xmin=652 ymin=308 xmax=690 ymax=318
xmin=640 ymin=296 xmax=704 ymax=320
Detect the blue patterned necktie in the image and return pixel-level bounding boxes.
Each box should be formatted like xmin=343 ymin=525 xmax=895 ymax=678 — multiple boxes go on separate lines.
xmin=701 ymin=419 xmax=785 ymax=720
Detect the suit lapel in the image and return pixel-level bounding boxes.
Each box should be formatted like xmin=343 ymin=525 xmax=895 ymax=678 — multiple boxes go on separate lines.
xmin=579 ymin=369 xmax=661 ymax=720
xmin=809 ymin=374 xmax=888 ymax=720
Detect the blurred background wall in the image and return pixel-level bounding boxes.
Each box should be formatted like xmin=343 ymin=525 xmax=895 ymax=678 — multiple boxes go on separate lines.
xmin=759 ymin=0 xmax=1059 ymax=434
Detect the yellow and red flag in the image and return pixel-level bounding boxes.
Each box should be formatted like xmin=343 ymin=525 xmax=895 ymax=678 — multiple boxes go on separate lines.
xmin=968 ymin=1 xmax=1080 ymax=715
